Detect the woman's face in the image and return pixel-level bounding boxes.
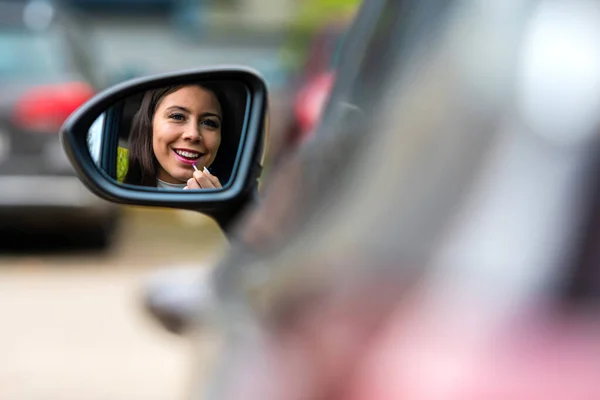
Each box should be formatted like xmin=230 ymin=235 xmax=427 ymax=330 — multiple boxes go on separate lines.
xmin=152 ymin=85 xmax=222 ymax=184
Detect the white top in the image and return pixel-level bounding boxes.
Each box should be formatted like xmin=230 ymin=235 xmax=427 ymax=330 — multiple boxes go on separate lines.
xmin=157 ymin=179 xmax=187 ymax=190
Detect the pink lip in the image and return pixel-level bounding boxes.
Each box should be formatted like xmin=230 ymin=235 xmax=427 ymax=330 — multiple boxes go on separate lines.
xmin=172 ymin=149 xmax=204 ymax=165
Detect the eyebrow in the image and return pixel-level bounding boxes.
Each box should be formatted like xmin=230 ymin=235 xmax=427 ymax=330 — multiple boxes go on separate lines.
xmin=165 ymin=105 xmax=222 ymax=121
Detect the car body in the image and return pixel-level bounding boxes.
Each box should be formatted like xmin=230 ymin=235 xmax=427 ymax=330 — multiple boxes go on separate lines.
xmin=0 ymin=0 xmax=120 ymax=247
xmin=202 ymin=0 xmax=600 ymax=396
xmin=112 ymin=0 xmax=600 ymax=398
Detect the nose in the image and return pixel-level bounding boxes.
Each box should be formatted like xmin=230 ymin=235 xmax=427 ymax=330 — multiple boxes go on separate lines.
xmin=181 ymin=122 xmax=202 ymax=142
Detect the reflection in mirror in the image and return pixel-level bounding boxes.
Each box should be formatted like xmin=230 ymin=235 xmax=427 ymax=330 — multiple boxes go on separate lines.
xmin=88 ymin=112 xmax=105 ymax=167
xmin=86 ymin=80 xmax=248 ymax=190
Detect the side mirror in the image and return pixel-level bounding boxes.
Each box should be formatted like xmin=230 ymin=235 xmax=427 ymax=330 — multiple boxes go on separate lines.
xmin=60 ymin=67 xmax=268 ymax=231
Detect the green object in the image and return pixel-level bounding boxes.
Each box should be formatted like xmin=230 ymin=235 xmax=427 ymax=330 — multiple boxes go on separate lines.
xmin=281 ymin=0 xmax=361 ymax=72
xmin=117 ymin=147 xmax=129 ymax=183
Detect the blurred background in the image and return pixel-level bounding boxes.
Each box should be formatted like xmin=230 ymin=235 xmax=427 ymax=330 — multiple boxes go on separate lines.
xmin=0 ymin=0 xmax=359 ymax=398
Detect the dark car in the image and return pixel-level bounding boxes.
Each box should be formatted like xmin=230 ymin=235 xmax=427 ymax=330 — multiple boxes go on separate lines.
xmin=0 ymin=0 xmax=120 ymax=248
xmin=62 ymin=0 xmax=177 ymax=14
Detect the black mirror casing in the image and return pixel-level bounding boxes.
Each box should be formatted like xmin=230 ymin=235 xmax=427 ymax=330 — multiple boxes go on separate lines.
xmin=60 ymin=67 xmax=268 ymax=231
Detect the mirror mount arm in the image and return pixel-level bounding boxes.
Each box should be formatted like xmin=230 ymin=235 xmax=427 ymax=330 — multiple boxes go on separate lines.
xmin=208 ymin=187 xmax=258 ymax=236
xmin=211 ymin=157 xmax=263 ymax=236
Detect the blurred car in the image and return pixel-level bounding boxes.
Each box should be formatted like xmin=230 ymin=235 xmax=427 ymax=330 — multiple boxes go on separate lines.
xmin=0 ymin=0 xmax=121 ymax=248
xmin=63 ymin=0 xmax=177 ymax=14
xmin=283 ymin=21 xmax=346 ymax=149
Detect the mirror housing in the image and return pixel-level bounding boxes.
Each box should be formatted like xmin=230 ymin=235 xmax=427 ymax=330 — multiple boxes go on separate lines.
xmin=60 ymin=67 xmax=268 ymax=229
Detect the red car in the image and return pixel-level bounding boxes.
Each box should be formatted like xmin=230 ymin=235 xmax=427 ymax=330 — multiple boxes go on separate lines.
xmin=285 ymin=22 xmax=345 ymax=147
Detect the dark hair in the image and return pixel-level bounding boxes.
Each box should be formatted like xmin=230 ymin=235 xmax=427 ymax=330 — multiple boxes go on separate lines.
xmin=125 ymin=83 xmax=237 ymax=187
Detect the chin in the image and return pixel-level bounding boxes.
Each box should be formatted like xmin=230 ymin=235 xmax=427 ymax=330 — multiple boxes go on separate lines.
xmin=167 ymin=169 xmax=192 ymax=183
xmin=178 ymin=173 xmax=194 ymax=183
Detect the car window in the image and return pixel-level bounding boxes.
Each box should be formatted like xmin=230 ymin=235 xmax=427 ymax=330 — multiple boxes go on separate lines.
xmin=87 ymin=112 xmax=105 ymax=166
xmin=319 ymin=0 xmax=453 ymax=137
xmin=314 ymin=0 xmax=403 ymax=141
xmin=0 ymin=29 xmax=69 ymax=81
xmin=342 ymin=1 xmax=411 ymax=111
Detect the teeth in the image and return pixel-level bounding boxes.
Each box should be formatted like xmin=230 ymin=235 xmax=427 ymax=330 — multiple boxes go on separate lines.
xmin=175 ymin=150 xmax=201 ymax=159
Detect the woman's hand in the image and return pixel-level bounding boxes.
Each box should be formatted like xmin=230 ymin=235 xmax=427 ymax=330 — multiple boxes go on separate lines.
xmin=184 ymin=168 xmax=222 ymax=190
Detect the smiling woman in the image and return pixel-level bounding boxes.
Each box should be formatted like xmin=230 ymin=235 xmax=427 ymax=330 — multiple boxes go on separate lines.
xmin=67 ymin=68 xmax=266 ymax=231
xmin=125 ymin=83 xmax=239 ymax=190
xmin=81 ymin=75 xmax=253 ymax=195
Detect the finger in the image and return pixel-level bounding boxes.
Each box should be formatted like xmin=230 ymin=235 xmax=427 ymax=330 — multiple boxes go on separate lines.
xmin=187 ymin=177 xmax=201 ymax=190
xmin=207 ymin=174 xmax=222 ymax=188
xmin=203 ymin=168 xmax=222 ymax=188
xmin=192 ymin=170 xmax=217 ymax=189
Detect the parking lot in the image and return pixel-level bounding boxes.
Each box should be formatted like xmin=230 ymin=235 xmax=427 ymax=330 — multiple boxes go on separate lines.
xmin=0 ymin=10 xmax=287 ymax=400
xmin=0 ymin=208 xmax=227 ymax=399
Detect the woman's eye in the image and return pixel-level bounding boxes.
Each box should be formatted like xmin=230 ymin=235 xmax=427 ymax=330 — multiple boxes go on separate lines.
xmin=201 ymin=119 xmax=220 ymax=129
xmin=168 ymin=113 xmax=186 ymax=122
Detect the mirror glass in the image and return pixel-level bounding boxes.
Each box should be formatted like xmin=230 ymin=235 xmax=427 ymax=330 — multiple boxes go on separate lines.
xmin=86 ymin=80 xmax=249 ymax=190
